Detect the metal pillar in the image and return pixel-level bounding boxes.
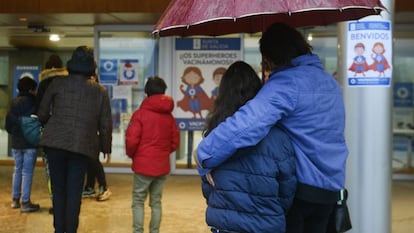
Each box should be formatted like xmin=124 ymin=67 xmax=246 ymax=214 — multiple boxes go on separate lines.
xmin=338 ymin=1 xmax=394 ymax=232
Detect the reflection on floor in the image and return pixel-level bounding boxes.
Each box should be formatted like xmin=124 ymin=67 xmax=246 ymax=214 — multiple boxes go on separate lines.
xmin=1 ymin=165 xmax=413 ymax=233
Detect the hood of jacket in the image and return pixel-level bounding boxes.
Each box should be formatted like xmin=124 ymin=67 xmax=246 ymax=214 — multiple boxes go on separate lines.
xmin=39 ymin=67 xmax=68 ymax=81
xmin=140 ymin=94 xmax=174 ymax=114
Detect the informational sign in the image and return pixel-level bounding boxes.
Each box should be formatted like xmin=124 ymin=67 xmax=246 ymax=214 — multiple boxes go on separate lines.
xmin=99 ymin=59 xmax=118 ymax=84
xmin=346 ymin=21 xmax=392 ymax=86
xmin=119 ymin=59 xmax=139 ymax=85
xmin=13 ymin=65 xmax=41 ymax=98
xmin=174 ymin=38 xmax=241 ymax=131
xmin=394 ymin=82 xmax=413 ymax=108
xmin=113 ymin=85 xmax=132 ymax=100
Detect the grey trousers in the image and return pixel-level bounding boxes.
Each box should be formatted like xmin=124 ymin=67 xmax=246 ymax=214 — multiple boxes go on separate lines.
xmin=132 ymin=173 xmax=167 ymax=233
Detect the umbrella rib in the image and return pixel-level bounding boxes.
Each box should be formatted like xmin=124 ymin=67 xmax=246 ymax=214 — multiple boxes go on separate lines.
xmin=236 ymin=6 xmax=385 ymax=19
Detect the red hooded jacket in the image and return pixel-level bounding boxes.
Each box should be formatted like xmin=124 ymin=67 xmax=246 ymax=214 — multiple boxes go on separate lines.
xmin=125 ymin=94 xmax=179 ymax=176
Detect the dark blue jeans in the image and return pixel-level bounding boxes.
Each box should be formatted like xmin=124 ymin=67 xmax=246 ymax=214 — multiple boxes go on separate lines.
xmin=45 ymin=147 xmax=87 ymax=233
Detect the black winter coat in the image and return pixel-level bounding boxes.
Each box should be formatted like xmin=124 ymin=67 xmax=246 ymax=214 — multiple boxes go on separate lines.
xmin=37 ymin=74 xmax=112 ymax=159
xmin=5 ymin=93 xmax=37 ymax=149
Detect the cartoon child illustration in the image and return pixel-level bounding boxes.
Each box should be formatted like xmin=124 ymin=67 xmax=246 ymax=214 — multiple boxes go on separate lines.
xmin=369 ymin=42 xmax=390 ymax=77
xmin=177 ymin=66 xmax=213 ymax=119
xmin=210 ymin=67 xmax=226 ymax=101
xmin=348 ymin=42 xmax=369 ymax=76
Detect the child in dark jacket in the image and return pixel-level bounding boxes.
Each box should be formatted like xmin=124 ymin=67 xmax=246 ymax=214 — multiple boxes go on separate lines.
xmin=125 ymin=76 xmax=180 ymax=233
xmin=196 ymin=61 xmax=296 ymax=233
xmin=5 ymin=76 xmax=40 ymax=212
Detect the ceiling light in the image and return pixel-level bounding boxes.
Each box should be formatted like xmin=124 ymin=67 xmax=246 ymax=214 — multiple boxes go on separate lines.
xmin=307 ymin=33 xmax=313 ymax=41
xmin=49 ymin=34 xmax=60 ymax=41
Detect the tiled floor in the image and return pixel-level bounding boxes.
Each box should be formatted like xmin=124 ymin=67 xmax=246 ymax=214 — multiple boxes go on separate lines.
xmin=1 ymin=165 xmax=413 ymax=233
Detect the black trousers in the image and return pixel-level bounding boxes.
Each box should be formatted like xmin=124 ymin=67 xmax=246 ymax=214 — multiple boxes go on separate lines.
xmin=286 ymin=198 xmax=335 ymax=233
xmin=45 ymin=147 xmax=87 ymax=233
xmin=85 ymin=157 xmax=107 ymax=189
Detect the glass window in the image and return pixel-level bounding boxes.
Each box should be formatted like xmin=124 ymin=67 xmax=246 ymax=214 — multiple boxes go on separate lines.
xmin=392 ymin=38 xmax=414 ymax=171
xmin=96 ymin=29 xmax=158 ymax=164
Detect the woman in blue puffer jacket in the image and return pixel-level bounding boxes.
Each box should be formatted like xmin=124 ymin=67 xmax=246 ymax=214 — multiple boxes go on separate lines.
xmin=198 ymin=61 xmax=296 ymax=233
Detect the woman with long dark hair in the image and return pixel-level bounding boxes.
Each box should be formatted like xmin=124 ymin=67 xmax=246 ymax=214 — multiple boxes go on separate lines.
xmin=199 ymin=61 xmax=296 ymax=233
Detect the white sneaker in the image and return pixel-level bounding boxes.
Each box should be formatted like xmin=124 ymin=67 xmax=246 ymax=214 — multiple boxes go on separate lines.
xmin=97 ymin=187 xmax=112 ymax=201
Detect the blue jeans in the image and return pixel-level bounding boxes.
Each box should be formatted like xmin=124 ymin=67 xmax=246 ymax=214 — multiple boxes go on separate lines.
xmin=12 ymin=148 xmax=38 ymax=202
xmin=45 ymin=147 xmax=87 ymax=233
xmin=132 ymin=174 xmax=167 ymax=233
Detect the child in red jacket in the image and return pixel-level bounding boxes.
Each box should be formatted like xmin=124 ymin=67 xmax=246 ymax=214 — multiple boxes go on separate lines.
xmin=125 ymin=76 xmax=180 ymax=233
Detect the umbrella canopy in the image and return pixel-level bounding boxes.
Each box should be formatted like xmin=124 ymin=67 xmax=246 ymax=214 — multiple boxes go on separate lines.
xmin=152 ymin=0 xmax=386 ymax=37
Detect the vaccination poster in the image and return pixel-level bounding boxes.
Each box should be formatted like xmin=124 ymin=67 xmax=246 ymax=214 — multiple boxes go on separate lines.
xmin=118 ymin=59 xmax=139 ymax=85
xmin=174 ymin=38 xmax=241 ymax=131
xmin=13 ymin=65 xmax=41 ymax=98
xmin=347 ymin=20 xmax=392 ymax=86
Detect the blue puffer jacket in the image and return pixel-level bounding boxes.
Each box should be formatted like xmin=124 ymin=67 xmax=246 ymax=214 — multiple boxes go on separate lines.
xmin=202 ymin=126 xmax=296 ymax=233
xmin=198 ymin=54 xmax=348 ymax=191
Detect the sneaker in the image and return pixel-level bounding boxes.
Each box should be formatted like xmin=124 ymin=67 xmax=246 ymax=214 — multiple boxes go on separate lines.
xmin=82 ymin=187 xmax=96 ymax=198
xmin=21 ymin=201 xmax=40 ymax=213
xmin=11 ymin=198 xmax=20 ymax=209
xmin=96 ymin=186 xmax=112 ymax=201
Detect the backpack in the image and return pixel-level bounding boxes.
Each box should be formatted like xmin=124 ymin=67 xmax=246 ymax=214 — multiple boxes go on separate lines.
xmin=19 ymin=115 xmax=42 ymax=146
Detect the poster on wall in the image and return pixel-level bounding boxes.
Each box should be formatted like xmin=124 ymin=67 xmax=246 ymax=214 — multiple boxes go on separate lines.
xmin=99 ymin=59 xmax=118 ymax=84
xmin=119 ymin=59 xmax=139 ymax=85
xmin=346 ymin=20 xmax=392 ymax=86
xmin=13 ymin=65 xmax=41 ymax=98
xmin=174 ymin=38 xmax=241 ymax=131
xmin=99 ymin=58 xmax=142 ymax=86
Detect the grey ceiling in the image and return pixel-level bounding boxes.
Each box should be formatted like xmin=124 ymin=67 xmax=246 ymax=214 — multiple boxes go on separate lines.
xmin=0 ymin=11 xmax=413 ymax=50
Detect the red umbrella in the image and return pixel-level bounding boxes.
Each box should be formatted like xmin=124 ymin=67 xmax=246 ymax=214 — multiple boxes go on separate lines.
xmin=152 ymin=0 xmax=386 ymax=37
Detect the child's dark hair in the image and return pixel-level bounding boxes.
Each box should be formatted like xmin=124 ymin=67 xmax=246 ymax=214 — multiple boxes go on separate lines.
xmin=18 ymin=76 xmax=37 ymax=93
xmin=145 ymin=76 xmax=167 ymax=96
